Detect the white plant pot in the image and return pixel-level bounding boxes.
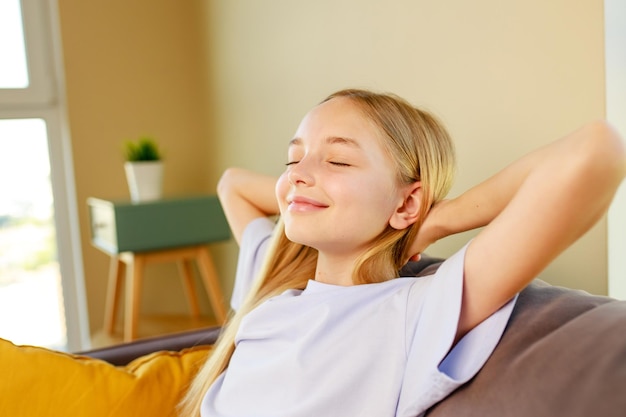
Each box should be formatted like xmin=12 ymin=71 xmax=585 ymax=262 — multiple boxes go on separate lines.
xmin=124 ymin=161 xmax=164 ymax=202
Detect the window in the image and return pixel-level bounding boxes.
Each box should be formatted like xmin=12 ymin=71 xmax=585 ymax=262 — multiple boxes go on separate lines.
xmin=0 ymin=0 xmax=89 ymax=351
xmin=0 ymin=0 xmax=28 ymax=88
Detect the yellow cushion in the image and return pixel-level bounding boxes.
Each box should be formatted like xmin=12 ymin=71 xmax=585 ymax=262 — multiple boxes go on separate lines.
xmin=0 ymin=337 xmax=212 ymax=417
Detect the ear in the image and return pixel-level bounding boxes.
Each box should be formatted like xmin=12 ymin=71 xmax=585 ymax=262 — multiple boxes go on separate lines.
xmin=389 ymin=182 xmax=422 ymax=230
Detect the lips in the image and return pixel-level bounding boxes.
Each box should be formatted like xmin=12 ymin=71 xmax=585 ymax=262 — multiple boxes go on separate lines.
xmin=287 ymin=195 xmax=329 ymax=212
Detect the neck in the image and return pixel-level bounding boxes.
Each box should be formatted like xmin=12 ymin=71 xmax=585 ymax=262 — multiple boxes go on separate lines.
xmin=314 ymin=252 xmax=357 ymax=286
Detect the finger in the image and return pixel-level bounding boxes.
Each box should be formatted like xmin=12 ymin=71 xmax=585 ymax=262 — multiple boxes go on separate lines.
xmin=409 ymin=254 xmax=422 ymax=262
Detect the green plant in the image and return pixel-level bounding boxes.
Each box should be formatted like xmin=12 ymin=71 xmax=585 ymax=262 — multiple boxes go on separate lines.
xmin=123 ymin=137 xmax=162 ymax=162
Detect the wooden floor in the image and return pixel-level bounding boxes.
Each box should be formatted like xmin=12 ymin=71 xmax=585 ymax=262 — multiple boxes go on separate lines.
xmin=90 ymin=314 xmax=218 ymax=349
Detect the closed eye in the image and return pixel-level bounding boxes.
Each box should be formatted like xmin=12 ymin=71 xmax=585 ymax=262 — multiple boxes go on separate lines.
xmin=285 ymin=160 xmax=351 ymax=167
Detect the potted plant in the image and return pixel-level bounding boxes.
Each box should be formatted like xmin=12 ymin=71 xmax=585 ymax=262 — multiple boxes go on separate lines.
xmin=123 ymin=137 xmax=164 ymax=202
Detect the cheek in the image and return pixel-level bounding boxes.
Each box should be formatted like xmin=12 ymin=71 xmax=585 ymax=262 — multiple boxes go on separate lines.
xmin=337 ymin=177 xmax=390 ymax=212
xmin=362 ymin=177 xmax=402 ymax=217
xmin=275 ymin=173 xmax=290 ymax=213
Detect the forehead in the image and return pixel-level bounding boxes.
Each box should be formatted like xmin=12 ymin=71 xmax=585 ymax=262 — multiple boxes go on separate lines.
xmin=292 ymin=97 xmax=382 ymax=145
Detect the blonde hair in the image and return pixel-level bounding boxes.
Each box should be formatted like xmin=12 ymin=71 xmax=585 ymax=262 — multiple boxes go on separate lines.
xmin=178 ymin=89 xmax=455 ymax=416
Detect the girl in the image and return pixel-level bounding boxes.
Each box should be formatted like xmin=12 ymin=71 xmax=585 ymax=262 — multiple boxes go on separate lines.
xmin=181 ymin=89 xmax=625 ymax=416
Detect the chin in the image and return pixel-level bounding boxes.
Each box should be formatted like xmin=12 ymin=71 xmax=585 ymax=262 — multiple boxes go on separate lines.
xmin=283 ymin=226 xmax=321 ymax=249
xmin=284 ymin=229 xmax=309 ymax=246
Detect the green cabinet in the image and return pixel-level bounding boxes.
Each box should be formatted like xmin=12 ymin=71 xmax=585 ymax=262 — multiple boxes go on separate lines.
xmin=87 ymin=195 xmax=230 ymax=254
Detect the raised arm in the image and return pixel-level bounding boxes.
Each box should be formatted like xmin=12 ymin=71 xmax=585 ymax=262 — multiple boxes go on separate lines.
xmin=217 ymin=168 xmax=279 ymax=244
xmin=416 ymin=121 xmax=626 ymax=340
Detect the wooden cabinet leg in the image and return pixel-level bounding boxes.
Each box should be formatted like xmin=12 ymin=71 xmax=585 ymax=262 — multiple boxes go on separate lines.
xmin=104 ymin=256 xmax=124 ymax=335
xmin=177 ymin=259 xmax=201 ymax=318
xmin=124 ymin=254 xmax=144 ymax=342
xmin=196 ymin=247 xmax=228 ymax=324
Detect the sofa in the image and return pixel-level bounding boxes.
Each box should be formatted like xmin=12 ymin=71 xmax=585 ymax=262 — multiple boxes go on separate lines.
xmin=1 ymin=258 xmax=625 ymax=417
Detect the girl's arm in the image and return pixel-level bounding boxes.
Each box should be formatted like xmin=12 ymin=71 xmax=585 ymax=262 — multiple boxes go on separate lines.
xmin=416 ymin=121 xmax=626 ymax=341
xmin=217 ymin=168 xmax=279 ymax=244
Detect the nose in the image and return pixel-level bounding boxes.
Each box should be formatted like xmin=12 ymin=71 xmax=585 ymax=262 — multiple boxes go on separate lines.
xmin=287 ymin=158 xmax=315 ymax=186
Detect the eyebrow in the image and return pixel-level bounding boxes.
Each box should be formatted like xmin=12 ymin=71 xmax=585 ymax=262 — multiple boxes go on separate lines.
xmin=289 ymin=136 xmax=361 ymax=148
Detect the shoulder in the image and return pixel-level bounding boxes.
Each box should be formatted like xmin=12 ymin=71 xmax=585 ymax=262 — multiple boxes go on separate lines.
xmin=403 ymin=244 xmax=468 ymax=296
xmin=238 ymin=217 xmax=276 ymax=260
xmin=238 ymin=217 xmax=276 ymax=273
xmin=242 ymin=217 xmax=275 ymax=244
xmin=230 ymin=217 xmax=276 ymax=311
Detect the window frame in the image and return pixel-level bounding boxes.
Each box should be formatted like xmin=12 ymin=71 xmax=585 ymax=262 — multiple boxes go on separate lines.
xmin=605 ymin=0 xmax=626 ymax=300
xmin=0 ymin=0 xmax=90 ymax=350
xmin=0 ymin=0 xmax=54 ymax=107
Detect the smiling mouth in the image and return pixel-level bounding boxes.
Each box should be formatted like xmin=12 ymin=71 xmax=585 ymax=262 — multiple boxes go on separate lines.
xmin=287 ymin=196 xmax=329 ymax=212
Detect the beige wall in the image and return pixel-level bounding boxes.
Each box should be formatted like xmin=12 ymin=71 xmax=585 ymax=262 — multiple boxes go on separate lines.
xmin=57 ymin=0 xmax=608 ymax=336
xmin=198 ymin=0 xmax=608 ymax=294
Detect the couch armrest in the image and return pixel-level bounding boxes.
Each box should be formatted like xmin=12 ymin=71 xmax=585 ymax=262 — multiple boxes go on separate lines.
xmin=78 ymin=326 xmax=221 ymax=366
xmin=426 ymin=281 xmax=626 ymax=417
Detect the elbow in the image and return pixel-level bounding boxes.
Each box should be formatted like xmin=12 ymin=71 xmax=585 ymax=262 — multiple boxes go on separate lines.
xmin=217 ymin=167 xmax=241 ymax=202
xmin=582 ymin=120 xmax=626 ymax=183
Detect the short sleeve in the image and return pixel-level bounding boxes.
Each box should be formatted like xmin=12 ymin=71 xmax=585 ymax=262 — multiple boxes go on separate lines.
xmin=397 ymin=243 xmax=517 ymax=417
xmin=230 ymin=217 xmax=275 ymax=311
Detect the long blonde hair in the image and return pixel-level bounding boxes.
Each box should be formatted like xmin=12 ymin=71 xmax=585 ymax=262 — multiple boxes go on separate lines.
xmin=178 ymin=89 xmax=455 ymax=416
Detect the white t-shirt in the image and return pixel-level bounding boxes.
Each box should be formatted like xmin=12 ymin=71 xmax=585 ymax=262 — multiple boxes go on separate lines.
xmin=202 ymin=218 xmax=516 ymax=417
